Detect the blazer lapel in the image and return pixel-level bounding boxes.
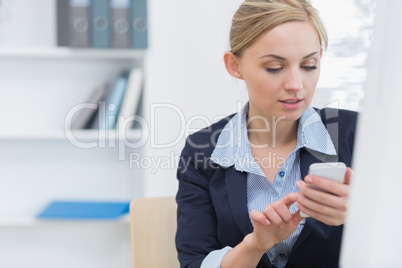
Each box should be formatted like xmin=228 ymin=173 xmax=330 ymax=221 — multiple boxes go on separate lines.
xmin=299 ymin=147 xmax=338 ymax=179
xmin=224 ymin=166 xmax=253 ymax=236
xmin=224 ymin=167 xmax=272 ymax=267
xmin=292 ymin=147 xmax=339 ymax=252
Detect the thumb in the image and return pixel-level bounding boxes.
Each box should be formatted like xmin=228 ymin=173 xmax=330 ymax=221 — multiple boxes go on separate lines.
xmin=343 ymin=167 xmax=353 ymax=185
xmin=292 ymin=209 xmax=305 ymax=225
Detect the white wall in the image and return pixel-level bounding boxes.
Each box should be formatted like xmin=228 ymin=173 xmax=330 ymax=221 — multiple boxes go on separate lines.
xmin=0 ymin=0 xmax=55 ymax=47
xmin=143 ymin=0 xmax=247 ymax=196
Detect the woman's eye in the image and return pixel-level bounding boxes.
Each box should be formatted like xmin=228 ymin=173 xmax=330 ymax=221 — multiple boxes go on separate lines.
xmin=302 ymin=65 xmax=317 ymax=71
xmin=266 ymin=67 xmax=283 ymax=73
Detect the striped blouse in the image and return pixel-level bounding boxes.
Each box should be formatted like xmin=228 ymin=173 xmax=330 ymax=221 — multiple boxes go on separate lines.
xmin=203 ymin=103 xmax=337 ymax=268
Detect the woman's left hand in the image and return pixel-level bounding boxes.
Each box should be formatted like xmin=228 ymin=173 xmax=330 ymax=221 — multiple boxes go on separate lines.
xmin=296 ymin=167 xmax=353 ymax=226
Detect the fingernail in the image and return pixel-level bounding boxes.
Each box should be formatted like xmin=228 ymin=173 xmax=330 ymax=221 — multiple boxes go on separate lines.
xmin=296 ymin=180 xmax=302 ymax=188
xmin=305 ymin=176 xmax=313 ymax=183
xmin=265 ymin=219 xmax=270 ymax=225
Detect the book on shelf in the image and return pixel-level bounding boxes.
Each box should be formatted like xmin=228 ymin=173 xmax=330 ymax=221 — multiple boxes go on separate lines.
xmin=37 ymin=201 xmax=130 ymax=220
xmin=71 ymin=84 xmax=108 ymax=129
xmin=87 ymin=82 xmax=113 ymax=129
xmin=56 ymin=0 xmax=148 ymax=49
xmin=116 ymin=68 xmax=143 ymax=129
xmin=72 ymin=68 xmax=142 ymax=130
xmin=99 ymin=70 xmax=130 ymax=129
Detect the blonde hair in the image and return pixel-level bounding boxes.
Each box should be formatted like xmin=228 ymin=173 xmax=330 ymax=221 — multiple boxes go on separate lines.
xmin=230 ymin=0 xmax=328 ymax=57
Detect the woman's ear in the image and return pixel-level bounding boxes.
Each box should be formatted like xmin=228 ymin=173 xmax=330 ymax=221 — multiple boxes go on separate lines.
xmin=223 ymin=51 xmax=243 ymax=80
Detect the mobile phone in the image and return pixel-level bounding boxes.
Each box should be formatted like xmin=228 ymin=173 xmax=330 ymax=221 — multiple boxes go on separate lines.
xmin=299 ymin=162 xmax=347 ymax=218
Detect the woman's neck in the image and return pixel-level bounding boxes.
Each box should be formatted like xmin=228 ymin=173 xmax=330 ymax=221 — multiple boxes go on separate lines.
xmin=247 ymin=110 xmax=298 ymax=149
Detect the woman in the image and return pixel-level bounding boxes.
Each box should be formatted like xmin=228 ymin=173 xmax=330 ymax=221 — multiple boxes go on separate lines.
xmin=176 ymin=0 xmax=357 ymax=267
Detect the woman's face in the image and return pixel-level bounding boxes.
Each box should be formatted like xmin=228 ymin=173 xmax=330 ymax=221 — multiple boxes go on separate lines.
xmin=237 ymin=21 xmax=322 ymax=122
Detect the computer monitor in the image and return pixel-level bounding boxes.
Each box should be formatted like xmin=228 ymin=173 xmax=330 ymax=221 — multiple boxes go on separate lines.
xmin=340 ymin=1 xmax=402 ymax=267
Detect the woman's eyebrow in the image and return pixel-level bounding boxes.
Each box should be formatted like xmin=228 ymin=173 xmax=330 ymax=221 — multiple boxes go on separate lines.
xmin=259 ymin=51 xmax=319 ymax=60
xmin=302 ymin=51 xmax=319 ymax=59
xmin=259 ymin=54 xmax=286 ymax=60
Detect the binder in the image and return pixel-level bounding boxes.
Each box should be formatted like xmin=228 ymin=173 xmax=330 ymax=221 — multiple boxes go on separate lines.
xmin=91 ymin=0 xmax=110 ymax=48
xmin=56 ymin=0 xmax=70 ymax=47
xmin=110 ymin=0 xmax=132 ymax=48
xmin=69 ymin=0 xmax=91 ymax=47
xmin=131 ymin=0 xmax=148 ymax=49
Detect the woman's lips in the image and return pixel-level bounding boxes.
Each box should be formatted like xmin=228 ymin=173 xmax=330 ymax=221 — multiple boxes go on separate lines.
xmin=279 ymin=99 xmax=303 ymax=110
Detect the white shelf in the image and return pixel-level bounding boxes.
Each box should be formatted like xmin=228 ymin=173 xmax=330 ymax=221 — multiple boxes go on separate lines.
xmin=0 ymin=47 xmax=146 ymax=60
xmin=0 ymin=214 xmax=130 ymax=227
xmin=0 ymin=129 xmax=144 ymax=141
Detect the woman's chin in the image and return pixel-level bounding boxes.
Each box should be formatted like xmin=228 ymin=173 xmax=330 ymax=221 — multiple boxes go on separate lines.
xmin=276 ymin=110 xmax=305 ymax=122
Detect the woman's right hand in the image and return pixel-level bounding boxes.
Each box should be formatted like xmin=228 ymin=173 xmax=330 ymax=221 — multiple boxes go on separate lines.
xmin=221 ymin=193 xmax=304 ymax=268
xmin=247 ymin=193 xmax=304 ymax=252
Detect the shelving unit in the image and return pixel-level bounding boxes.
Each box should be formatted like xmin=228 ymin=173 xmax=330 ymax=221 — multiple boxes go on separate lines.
xmin=0 ymin=46 xmax=146 ymax=267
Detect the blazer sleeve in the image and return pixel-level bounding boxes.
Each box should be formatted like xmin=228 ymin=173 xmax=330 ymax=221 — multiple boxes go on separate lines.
xmin=175 ymin=133 xmax=222 ymax=268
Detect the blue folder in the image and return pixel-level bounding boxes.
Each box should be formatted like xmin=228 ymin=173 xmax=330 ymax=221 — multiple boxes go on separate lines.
xmin=37 ymin=201 xmax=130 ymax=220
xmin=131 ymin=0 xmax=148 ymax=48
xmin=91 ymin=0 xmax=111 ymax=48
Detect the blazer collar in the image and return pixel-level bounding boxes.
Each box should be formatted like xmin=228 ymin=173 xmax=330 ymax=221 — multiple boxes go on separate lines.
xmin=211 ymin=105 xmax=337 ymax=172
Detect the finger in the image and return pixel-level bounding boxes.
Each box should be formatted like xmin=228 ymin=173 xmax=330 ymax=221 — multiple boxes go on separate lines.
xmin=296 ymin=201 xmax=325 ymax=221
xmin=282 ymin=192 xmax=298 ymax=207
xmin=296 ymin=201 xmax=344 ymax=226
xmin=297 ymin=180 xmax=347 ymax=208
xmin=263 ymin=205 xmax=286 ymax=226
xmin=291 ymin=209 xmax=305 ymax=224
xmin=271 ymin=200 xmax=293 ymax=224
xmin=301 ymin=176 xmax=349 ymax=197
xmin=343 ymin=167 xmax=353 ymax=185
xmin=296 ymin=192 xmax=347 ymax=217
xmin=250 ymin=209 xmax=270 ymax=225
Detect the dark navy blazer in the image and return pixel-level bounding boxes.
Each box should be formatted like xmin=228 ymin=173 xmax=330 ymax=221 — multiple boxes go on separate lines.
xmin=176 ymin=108 xmax=358 ymax=268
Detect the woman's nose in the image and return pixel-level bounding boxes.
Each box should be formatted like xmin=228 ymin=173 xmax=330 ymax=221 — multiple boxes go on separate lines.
xmin=284 ymin=69 xmax=303 ymax=92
